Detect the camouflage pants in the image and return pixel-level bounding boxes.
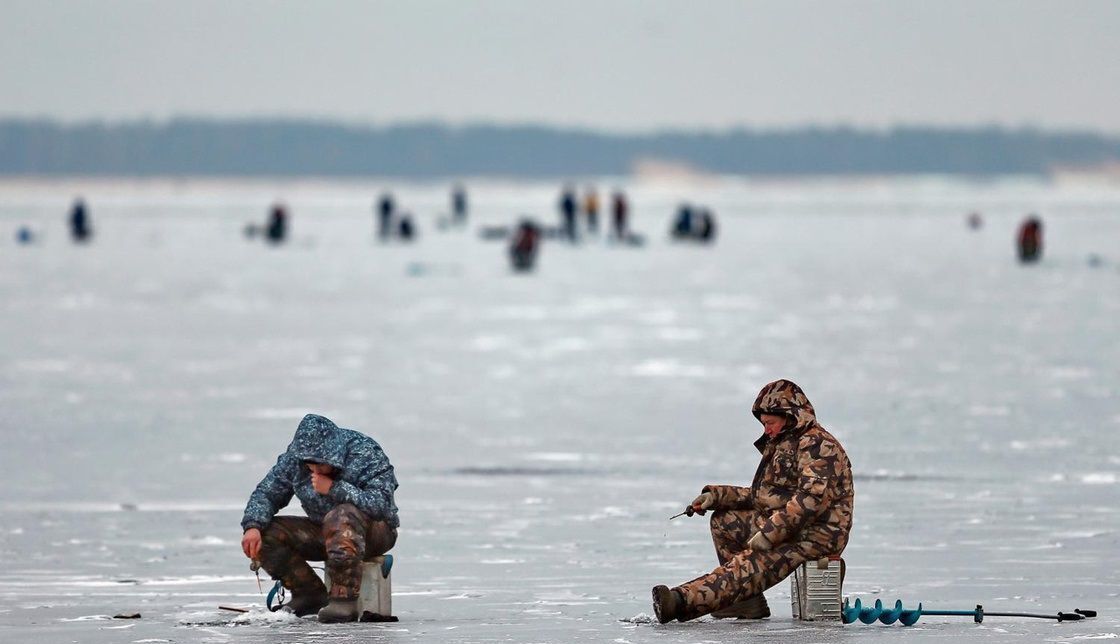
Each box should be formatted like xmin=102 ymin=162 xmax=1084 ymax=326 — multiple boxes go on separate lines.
xmin=259 ymin=503 xmax=397 ymax=600
xmin=673 ymin=509 xmax=830 ymax=621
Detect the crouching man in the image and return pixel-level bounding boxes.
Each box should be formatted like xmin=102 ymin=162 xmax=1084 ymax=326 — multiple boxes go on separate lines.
xmin=653 ymin=379 xmax=854 ymax=623
xmin=240 ymin=414 xmax=399 ymax=623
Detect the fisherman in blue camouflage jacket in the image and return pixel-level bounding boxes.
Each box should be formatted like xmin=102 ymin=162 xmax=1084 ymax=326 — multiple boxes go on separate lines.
xmin=240 ymin=414 xmax=400 ymax=623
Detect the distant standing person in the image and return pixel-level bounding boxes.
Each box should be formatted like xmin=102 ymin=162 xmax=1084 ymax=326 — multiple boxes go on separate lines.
xmin=583 ymin=188 xmax=600 ymax=234
xmin=69 ymin=198 xmax=92 ymax=243
xmin=509 ymin=218 xmax=541 ymax=271
xmin=398 ymin=212 xmax=416 ymax=240
xmin=377 ymin=193 xmax=395 ymax=239
xmin=559 ymin=186 xmax=578 ymax=241
xmin=1017 ymin=215 xmax=1043 ymax=263
xmin=696 ymin=209 xmax=717 ymax=243
xmin=611 ymin=191 xmax=629 ymax=240
xmin=265 ymin=203 xmax=288 ymax=244
xmin=452 ymin=184 xmax=468 ymax=225
xmin=967 ymin=211 xmax=983 ymax=230
xmin=671 ymin=203 xmax=693 ymax=239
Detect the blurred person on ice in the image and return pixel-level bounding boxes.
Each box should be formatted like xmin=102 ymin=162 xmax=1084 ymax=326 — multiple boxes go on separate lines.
xmin=241 ymin=414 xmax=400 ymax=623
xmin=652 ymin=380 xmax=854 ymax=623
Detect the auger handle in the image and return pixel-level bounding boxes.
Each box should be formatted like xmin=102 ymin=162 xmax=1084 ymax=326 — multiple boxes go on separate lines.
xmin=1075 ymin=608 xmax=1097 ymax=618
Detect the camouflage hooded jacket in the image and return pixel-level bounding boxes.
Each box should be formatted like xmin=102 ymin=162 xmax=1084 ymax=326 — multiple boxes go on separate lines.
xmin=704 ymin=380 xmax=854 ymax=552
xmin=241 ymin=414 xmax=400 ymax=531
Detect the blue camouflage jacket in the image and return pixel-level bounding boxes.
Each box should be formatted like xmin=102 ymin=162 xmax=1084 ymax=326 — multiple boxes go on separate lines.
xmin=241 ymin=414 xmax=400 ymax=531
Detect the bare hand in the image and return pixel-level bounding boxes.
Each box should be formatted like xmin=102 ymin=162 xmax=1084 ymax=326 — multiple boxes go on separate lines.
xmin=311 ymin=471 xmax=334 ymax=495
xmin=242 ymin=528 xmax=262 ymax=560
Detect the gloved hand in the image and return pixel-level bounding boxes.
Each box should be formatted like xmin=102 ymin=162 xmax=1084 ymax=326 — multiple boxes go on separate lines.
xmin=747 ymin=531 xmax=772 ymax=552
xmin=688 ymin=491 xmax=716 ymax=516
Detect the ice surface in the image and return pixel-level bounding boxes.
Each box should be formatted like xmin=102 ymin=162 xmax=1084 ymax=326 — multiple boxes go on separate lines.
xmin=1 ymin=177 xmax=1119 ymax=642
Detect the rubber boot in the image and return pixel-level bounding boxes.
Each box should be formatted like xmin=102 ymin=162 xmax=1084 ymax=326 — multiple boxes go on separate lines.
xmin=652 ymin=585 xmax=683 ymax=624
xmin=280 ymin=589 xmax=329 ymax=617
xmin=712 ymin=594 xmax=770 ymax=619
xmin=317 ymin=599 xmax=360 ymax=623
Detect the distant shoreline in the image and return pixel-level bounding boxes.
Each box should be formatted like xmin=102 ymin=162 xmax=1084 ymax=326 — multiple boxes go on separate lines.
xmin=3 ymin=119 xmax=1120 ymax=179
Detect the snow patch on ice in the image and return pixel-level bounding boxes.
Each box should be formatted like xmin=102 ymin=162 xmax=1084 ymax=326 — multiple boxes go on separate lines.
xmin=527 ymin=452 xmax=583 ymax=462
xmin=1009 ymin=438 xmax=1070 ymax=451
xmin=628 ymin=359 xmax=709 ymax=378
xmin=243 ymin=408 xmax=308 ymax=420
xmin=620 ymin=612 xmax=655 ymax=624
xmin=968 ymin=404 xmax=1010 ymax=417
xmin=176 ymin=606 xmax=300 ymax=626
xmin=656 ymin=326 xmax=703 ymax=341
xmin=188 ymin=535 xmax=228 ymax=546
xmin=1081 ymin=473 xmax=1118 ymax=485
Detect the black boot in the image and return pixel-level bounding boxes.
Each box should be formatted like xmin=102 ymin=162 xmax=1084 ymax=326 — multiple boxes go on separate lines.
xmin=317 ymin=599 xmax=360 ymax=623
xmin=280 ymin=589 xmax=329 ymax=617
xmin=712 ymin=594 xmax=770 ymax=619
xmin=652 ymin=585 xmax=682 ymax=624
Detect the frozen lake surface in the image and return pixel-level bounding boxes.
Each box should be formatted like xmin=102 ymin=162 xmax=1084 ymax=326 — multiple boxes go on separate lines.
xmin=1 ymin=177 xmax=1118 ymax=643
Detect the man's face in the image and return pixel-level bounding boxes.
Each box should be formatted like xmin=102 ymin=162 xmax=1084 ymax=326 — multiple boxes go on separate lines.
xmin=759 ymin=413 xmax=787 ymax=438
xmin=306 ymin=462 xmax=334 ymax=476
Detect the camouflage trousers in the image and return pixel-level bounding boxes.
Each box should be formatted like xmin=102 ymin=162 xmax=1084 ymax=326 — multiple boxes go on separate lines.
xmin=259 ymin=503 xmax=397 ymax=600
xmin=673 ymin=509 xmax=830 ymax=621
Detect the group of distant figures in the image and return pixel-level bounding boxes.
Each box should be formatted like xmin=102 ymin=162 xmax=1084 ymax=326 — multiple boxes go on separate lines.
xmin=556 ymin=186 xmax=637 ymax=243
xmin=20 ymin=197 xmax=1054 ymax=273
xmin=670 ymin=203 xmax=717 ymax=242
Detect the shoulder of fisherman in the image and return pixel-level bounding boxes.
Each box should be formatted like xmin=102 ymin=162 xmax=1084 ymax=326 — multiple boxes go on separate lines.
xmin=240 ymin=414 xmax=400 ymax=533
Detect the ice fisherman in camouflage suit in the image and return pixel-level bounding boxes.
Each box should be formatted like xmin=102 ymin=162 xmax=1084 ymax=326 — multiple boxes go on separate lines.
xmin=241 ymin=414 xmax=399 ymax=623
xmin=653 ymin=379 xmax=854 ymax=623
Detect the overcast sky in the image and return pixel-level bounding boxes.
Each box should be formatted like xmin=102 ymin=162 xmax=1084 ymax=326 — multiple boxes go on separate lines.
xmin=3 ymin=1 xmax=1118 ymax=133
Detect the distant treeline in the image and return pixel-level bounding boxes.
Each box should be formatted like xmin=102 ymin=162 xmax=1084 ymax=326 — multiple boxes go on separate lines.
xmin=1 ymin=118 xmax=1119 ymax=177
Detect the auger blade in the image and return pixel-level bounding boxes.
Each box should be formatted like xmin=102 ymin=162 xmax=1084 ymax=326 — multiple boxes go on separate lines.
xmin=858 ymin=598 xmax=884 ymax=624
xmin=878 ymin=599 xmax=904 ymax=624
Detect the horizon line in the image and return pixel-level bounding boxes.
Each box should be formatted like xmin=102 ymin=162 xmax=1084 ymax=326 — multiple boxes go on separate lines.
xmin=2 ymin=114 xmax=1118 ymax=139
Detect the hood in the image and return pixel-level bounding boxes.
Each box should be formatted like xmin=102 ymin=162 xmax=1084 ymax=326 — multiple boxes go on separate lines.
xmin=752 ymin=379 xmax=819 ymax=434
xmin=289 ymin=414 xmax=347 ymax=469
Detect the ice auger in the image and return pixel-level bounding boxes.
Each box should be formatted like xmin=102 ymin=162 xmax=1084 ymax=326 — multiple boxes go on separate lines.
xmin=842 ymin=598 xmax=1096 ymax=626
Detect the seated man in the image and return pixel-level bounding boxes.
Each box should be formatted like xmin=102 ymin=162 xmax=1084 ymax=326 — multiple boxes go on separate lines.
xmin=653 ymin=379 xmax=854 ymax=623
xmin=241 ymin=414 xmax=399 ymax=623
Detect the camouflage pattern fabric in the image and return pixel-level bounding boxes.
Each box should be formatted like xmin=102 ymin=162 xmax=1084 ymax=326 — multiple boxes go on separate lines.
xmin=242 ymin=414 xmax=400 ymax=531
xmin=672 ymin=379 xmax=854 ymax=621
xmin=259 ymin=503 xmax=397 ymax=599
